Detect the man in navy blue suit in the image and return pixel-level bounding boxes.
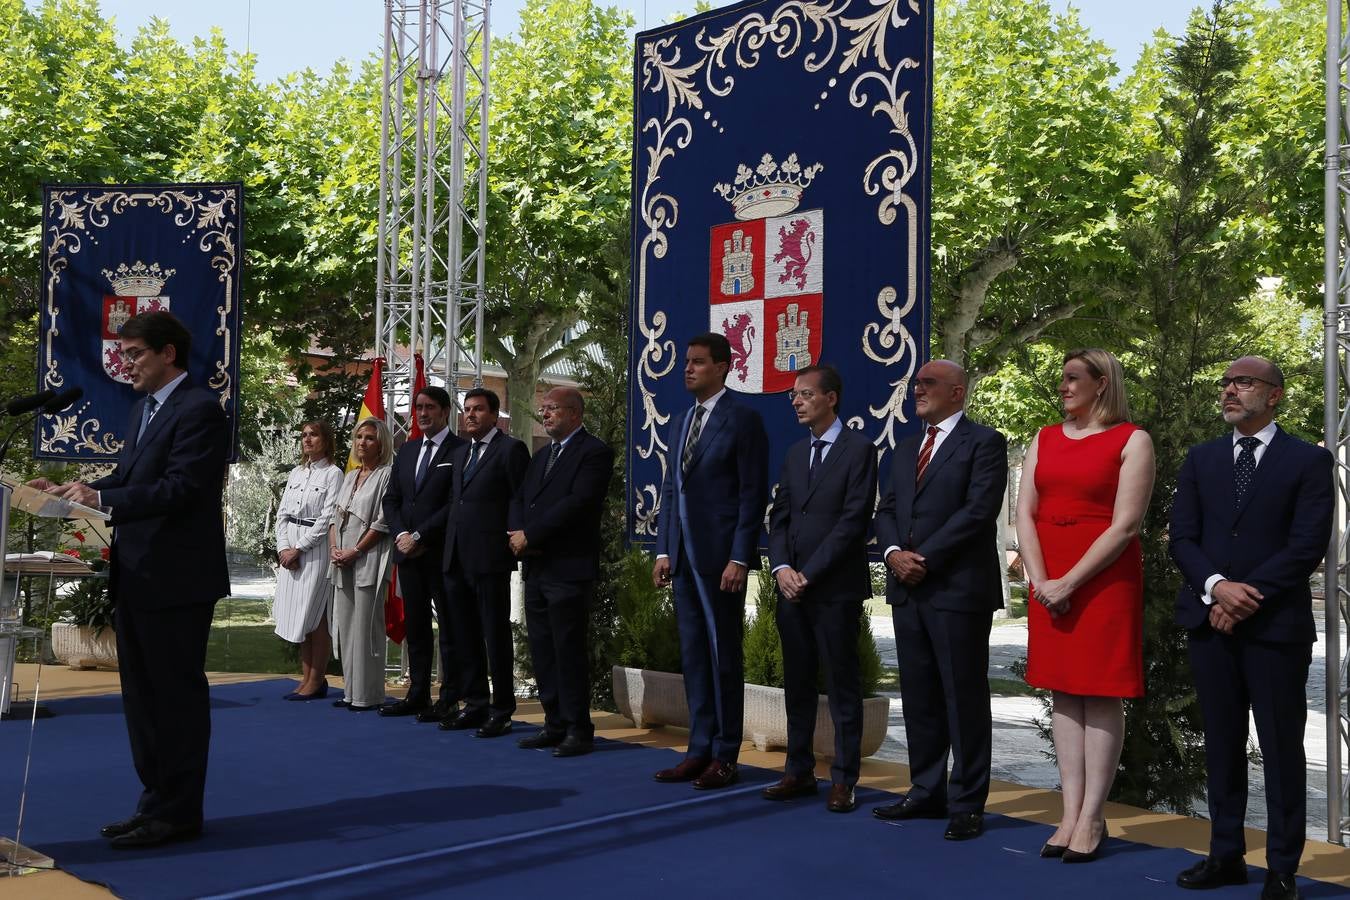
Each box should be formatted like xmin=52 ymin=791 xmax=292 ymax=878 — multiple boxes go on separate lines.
xmin=764 ymin=365 xmax=877 ymax=813
xmin=34 ymin=311 xmax=229 ymax=848
xmin=381 ymin=386 xmax=466 ymax=721
xmin=652 ymin=332 xmax=768 ymax=790
xmin=871 ymin=359 xmax=1007 ymax=842
xmin=1170 ymin=357 xmax=1332 ymax=900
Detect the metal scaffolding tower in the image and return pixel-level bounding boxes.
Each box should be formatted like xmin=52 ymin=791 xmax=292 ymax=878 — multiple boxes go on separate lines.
xmin=377 ymin=0 xmax=489 ymax=439
xmin=1325 ymin=0 xmax=1349 ymax=847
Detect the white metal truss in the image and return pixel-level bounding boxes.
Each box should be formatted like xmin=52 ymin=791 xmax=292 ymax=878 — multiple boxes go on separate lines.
xmin=377 ymin=0 xmax=489 ymax=440
xmin=1324 ymin=0 xmax=1348 ymax=847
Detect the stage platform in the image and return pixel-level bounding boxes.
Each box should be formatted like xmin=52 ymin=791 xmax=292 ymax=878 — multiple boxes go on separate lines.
xmin=0 ymin=665 xmax=1346 ymax=899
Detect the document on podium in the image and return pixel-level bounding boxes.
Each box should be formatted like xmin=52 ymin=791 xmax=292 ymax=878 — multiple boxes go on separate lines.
xmin=0 ymin=475 xmax=109 ymax=521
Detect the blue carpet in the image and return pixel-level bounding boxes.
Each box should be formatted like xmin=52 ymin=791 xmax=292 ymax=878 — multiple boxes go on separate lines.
xmin=0 ymin=680 xmax=1342 ymax=899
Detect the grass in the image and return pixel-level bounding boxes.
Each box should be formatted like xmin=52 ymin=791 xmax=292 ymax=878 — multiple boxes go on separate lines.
xmin=206 ymin=598 xmax=401 ymax=676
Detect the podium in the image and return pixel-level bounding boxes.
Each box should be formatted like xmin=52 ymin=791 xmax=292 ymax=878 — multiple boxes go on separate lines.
xmin=0 ymin=476 xmax=107 ymax=875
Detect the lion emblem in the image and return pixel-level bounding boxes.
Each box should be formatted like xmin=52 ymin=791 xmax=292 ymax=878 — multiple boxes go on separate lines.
xmin=721 ymin=313 xmax=756 ymax=383
xmin=772 ymin=218 xmax=816 ymax=291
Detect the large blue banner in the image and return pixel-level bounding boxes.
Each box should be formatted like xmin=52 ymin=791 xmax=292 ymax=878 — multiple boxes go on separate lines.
xmin=627 ymin=0 xmax=932 ymax=548
xmin=37 ymin=183 xmax=243 ymax=462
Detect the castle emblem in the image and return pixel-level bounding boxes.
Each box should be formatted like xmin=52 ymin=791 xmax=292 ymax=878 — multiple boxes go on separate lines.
xmin=708 ymin=153 xmax=823 ymax=393
xmin=101 ymin=261 xmax=174 ymax=383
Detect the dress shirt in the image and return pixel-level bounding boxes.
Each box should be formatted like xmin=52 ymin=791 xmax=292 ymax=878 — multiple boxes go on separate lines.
xmin=658 ymin=387 xmax=743 ymax=565
xmin=884 ymin=409 xmax=965 ymax=559
xmin=98 ymin=371 xmax=189 ymax=510
xmin=1201 ymin=420 xmax=1279 ymax=604
xmin=400 ymin=424 xmax=450 ymax=542
xmin=772 ymin=416 xmax=844 ymax=574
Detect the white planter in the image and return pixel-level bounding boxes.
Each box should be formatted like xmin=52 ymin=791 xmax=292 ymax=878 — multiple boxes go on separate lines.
xmin=51 ymin=622 xmax=118 ymax=670
xmin=612 ymin=665 xmax=888 ymax=759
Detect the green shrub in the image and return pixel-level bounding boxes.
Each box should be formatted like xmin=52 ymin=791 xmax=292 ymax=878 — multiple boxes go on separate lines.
xmin=612 ymin=548 xmax=682 ymax=674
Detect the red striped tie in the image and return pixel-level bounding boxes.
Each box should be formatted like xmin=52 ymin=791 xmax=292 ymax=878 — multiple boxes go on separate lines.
xmin=915 ymin=425 xmax=939 ymax=483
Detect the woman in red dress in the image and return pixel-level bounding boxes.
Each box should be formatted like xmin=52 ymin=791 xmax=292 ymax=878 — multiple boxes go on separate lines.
xmin=1015 ymin=349 xmax=1154 ymax=862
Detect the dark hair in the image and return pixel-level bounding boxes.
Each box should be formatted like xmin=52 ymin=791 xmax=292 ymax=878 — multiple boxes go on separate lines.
xmin=688 ymin=332 xmax=731 ymax=368
xmin=119 ymin=311 xmax=191 ymax=368
xmin=298 ymin=420 xmax=336 ymax=464
xmin=416 ymin=385 xmax=453 ymax=409
xmin=794 ymin=364 xmax=842 ymax=408
xmin=463 ymin=387 xmax=500 ymax=414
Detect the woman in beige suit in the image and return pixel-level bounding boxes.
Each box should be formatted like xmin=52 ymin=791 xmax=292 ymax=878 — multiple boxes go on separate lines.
xmin=329 ymin=417 xmax=395 ymax=711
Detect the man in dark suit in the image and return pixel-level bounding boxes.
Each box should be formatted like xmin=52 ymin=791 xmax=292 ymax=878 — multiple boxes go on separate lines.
xmin=1170 ymin=357 xmax=1332 ymax=900
xmin=871 ymin=359 xmax=1007 ymax=841
xmin=34 ymin=311 xmax=229 ymax=848
xmin=380 ymin=385 xmax=466 ymax=720
xmin=442 ymin=387 xmax=530 ymax=736
xmin=508 ymin=387 xmax=614 ymax=757
xmin=651 ymin=332 xmax=769 ymax=789
xmin=764 ymin=365 xmax=877 ymax=813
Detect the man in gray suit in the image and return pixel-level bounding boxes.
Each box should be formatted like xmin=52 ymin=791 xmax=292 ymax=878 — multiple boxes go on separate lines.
xmin=871 ymin=359 xmax=1007 ymax=841
xmin=764 ymin=365 xmax=877 ymax=813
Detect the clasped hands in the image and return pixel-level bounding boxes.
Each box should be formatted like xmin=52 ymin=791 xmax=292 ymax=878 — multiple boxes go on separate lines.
xmin=775 ymin=566 xmax=809 ymax=602
xmin=1208 ymin=579 xmax=1262 ymax=635
xmin=277 ymin=548 xmax=301 ymax=570
xmin=26 ymin=478 xmax=98 ymax=508
xmin=885 ymin=549 xmax=927 ymax=587
xmin=330 ymin=545 xmax=361 ymax=568
xmin=1031 ymin=577 xmax=1075 ymax=619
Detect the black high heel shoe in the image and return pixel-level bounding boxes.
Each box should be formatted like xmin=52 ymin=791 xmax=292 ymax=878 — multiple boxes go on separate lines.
xmin=1061 ymin=821 xmax=1108 ymax=863
xmin=1039 ymin=841 xmax=1067 ymax=859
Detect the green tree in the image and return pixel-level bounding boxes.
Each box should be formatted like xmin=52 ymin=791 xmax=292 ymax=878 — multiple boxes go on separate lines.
xmin=482 ymin=0 xmax=633 ymax=440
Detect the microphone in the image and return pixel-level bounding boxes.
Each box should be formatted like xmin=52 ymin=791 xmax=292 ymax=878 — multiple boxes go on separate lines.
xmin=42 ymin=387 xmax=84 ymax=414
xmin=5 ymin=390 xmax=55 ymax=416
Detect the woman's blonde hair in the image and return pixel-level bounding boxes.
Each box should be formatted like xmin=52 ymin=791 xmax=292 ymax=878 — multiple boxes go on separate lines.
xmin=1063 ymin=348 xmax=1131 ymax=426
xmin=351 ymin=416 xmax=393 ymax=467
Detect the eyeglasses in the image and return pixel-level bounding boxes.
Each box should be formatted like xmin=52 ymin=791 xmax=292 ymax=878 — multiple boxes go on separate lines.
xmin=786 ymin=389 xmax=818 ymax=401
xmin=1216 ymin=375 xmax=1277 ymax=392
xmin=122 ymin=345 xmax=152 ymax=362
xmin=537 ymin=404 xmax=576 ymax=415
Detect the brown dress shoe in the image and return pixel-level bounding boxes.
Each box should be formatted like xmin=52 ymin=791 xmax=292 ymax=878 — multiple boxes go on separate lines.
xmin=827 ymin=784 xmax=857 ymax=813
xmin=654 ymin=756 xmax=711 ymax=783
xmin=692 ymin=760 xmax=739 ymax=790
xmin=762 ymin=774 xmax=819 ymax=801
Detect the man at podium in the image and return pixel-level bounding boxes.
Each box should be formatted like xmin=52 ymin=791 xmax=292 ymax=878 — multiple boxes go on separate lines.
xmin=29 ymin=311 xmax=229 ymax=849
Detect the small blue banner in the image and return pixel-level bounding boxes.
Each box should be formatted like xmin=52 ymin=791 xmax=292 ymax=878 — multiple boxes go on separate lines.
xmin=37 ymin=183 xmax=243 ymax=462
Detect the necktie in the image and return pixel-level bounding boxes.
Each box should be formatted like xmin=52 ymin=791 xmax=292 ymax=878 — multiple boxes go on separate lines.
xmin=1234 ymin=435 xmax=1261 ymax=506
xmin=136 ymin=396 xmax=159 ymax=445
xmin=808 ymin=438 xmax=828 ymax=484
xmin=544 ymin=441 xmax=562 ymax=478
xmin=463 ymin=440 xmax=482 ymax=477
xmin=682 ymin=406 xmax=706 ymax=475
xmin=915 ymin=425 xmax=939 ymax=483
xmin=415 ymin=438 xmax=435 ymax=488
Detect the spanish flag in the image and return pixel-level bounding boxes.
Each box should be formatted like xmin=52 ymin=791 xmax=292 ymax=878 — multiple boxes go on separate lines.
xmin=346 ymin=356 xmax=385 ymax=472
xmin=385 ymin=354 xmax=425 ymax=644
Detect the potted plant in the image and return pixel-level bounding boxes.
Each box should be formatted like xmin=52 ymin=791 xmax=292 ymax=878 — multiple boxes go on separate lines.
xmin=51 ymin=547 xmax=117 ymax=670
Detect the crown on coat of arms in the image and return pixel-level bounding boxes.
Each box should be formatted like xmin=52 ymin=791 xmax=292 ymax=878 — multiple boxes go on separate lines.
xmin=714 ymin=153 xmax=823 ymax=221
xmin=102 ymin=261 xmax=175 ymax=297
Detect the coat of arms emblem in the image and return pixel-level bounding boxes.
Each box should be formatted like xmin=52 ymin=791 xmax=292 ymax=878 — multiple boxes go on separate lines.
xmin=101 ymin=262 xmax=173 ymax=383
xmin=709 ymin=153 xmax=824 ymax=393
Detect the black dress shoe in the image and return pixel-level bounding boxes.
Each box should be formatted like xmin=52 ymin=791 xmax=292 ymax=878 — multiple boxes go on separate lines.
xmin=518 ymin=730 xmax=566 ymax=749
xmin=872 ymin=794 xmax=948 ymax=821
xmin=552 ymin=735 xmax=593 ymax=757
xmin=100 ymin=814 xmax=149 ymax=839
xmin=1039 ymin=842 xmax=1067 ymax=859
xmin=1260 ymin=871 xmax=1300 ymax=900
xmin=1062 ymin=821 xmax=1107 ymax=863
xmin=439 ymin=708 xmax=489 ymax=731
xmin=332 ymin=699 xmax=351 ymax=708
xmin=475 ymin=716 xmax=513 ymax=738
xmin=109 ymin=819 xmax=202 ymax=849
xmin=416 ymin=700 xmax=456 ymax=723
xmin=762 ymin=774 xmax=819 ymax=801
xmin=944 ymin=811 xmax=984 ymax=841
xmin=1176 ymin=856 xmax=1248 ymax=890
xmin=349 ymin=703 xmax=380 ymax=712
xmin=379 ymin=698 xmax=428 ymax=718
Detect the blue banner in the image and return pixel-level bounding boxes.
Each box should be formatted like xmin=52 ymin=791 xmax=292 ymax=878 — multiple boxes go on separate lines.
xmin=626 ymin=0 xmax=933 ymax=548
xmin=37 ymin=183 xmax=243 ymax=462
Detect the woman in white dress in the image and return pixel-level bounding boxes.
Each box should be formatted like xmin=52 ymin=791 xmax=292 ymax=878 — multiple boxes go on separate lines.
xmin=274 ymin=421 xmax=344 ymax=700
xmin=329 ymin=416 xmax=395 ymax=711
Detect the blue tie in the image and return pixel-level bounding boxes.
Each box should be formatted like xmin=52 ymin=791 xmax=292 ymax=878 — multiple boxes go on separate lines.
xmin=136 ymin=396 xmax=158 ymax=445
xmin=415 ymin=438 xmax=435 ymax=489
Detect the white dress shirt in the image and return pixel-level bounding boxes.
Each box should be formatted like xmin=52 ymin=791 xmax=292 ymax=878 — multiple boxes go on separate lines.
xmin=1201 ymin=420 xmax=1279 ymax=604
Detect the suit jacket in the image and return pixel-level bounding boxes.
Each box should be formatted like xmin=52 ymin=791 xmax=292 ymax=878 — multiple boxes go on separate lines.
xmin=655 ymin=393 xmax=769 ymax=574
xmin=443 ymin=431 xmax=531 ymax=577
xmin=508 ymin=428 xmax=614 ymax=582
xmin=91 ymin=378 xmax=230 ymax=610
xmin=1169 ymin=426 xmax=1333 ymax=643
xmin=873 ymin=415 xmax=1007 ymax=611
xmin=768 ymin=425 xmax=878 ymax=602
xmin=382 ymin=430 xmax=466 ymax=564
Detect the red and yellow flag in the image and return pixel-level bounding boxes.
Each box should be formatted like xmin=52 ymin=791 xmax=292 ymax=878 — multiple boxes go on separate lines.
xmin=407 ymin=352 xmax=426 ymax=440
xmin=346 ymin=356 xmax=385 ymax=472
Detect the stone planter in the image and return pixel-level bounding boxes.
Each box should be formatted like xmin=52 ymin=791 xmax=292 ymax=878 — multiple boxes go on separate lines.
xmin=612 ymin=665 xmax=888 ymax=759
xmin=51 ymin=623 xmax=118 ymax=670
